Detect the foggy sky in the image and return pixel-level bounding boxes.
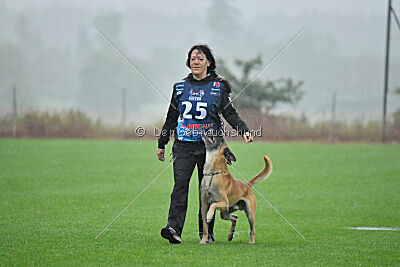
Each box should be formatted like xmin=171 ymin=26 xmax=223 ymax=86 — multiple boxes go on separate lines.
xmin=4 ymin=0 xmax=390 ymax=16
xmin=1 ymin=0 xmax=399 ymax=124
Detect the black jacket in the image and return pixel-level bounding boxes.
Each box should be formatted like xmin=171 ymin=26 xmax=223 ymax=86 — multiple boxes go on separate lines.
xmin=158 ymin=73 xmax=250 ymax=149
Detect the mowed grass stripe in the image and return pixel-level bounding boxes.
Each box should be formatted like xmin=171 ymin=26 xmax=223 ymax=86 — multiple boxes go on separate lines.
xmin=0 ymin=139 xmax=399 ymax=265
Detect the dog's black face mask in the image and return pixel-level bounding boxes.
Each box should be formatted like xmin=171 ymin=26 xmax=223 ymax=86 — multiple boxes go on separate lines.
xmin=201 ymin=131 xmax=225 ymax=151
xmin=201 ymin=130 xmax=236 ymax=165
xmin=223 ymin=146 xmax=236 ymax=165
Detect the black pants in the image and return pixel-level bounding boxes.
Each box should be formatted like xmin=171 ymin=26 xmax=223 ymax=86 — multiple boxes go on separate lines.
xmin=167 ymin=140 xmax=215 ymax=237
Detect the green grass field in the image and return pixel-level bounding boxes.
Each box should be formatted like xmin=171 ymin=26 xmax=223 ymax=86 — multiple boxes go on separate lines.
xmin=1 ymin=139 xmax=399 ymax=265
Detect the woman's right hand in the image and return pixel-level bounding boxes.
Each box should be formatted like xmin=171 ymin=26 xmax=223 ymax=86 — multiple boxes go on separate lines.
xmin=157 ymin=149 xmax=165 ymax=162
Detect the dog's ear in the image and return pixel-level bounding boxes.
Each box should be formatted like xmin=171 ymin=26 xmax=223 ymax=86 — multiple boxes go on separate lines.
xmin=223 ymin=147 xmax=236 ymax=165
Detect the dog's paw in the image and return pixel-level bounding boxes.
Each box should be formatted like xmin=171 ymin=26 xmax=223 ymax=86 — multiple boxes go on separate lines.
xmin=206 ymin=212 xmax=213 ymax=223
xmin=228 ymin=233 xmax=234 ymax=241
xmin=199 ymin=238 xmax=207 ymax=245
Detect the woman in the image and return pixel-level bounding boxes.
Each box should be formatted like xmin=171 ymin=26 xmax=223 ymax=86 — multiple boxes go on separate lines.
xmin=157 ymin=44 xmax=253 ymax=244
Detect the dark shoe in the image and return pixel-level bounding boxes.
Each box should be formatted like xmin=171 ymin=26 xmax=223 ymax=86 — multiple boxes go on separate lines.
xmin=161 ymin=226 xmax=181 ymax=244
xmin=199 ymin=233 xmax=215 ymax=243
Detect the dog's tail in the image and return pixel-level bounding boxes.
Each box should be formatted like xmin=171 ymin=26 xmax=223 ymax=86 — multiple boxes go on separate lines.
xmin=247 ymin=155 xmax=272 ymax=186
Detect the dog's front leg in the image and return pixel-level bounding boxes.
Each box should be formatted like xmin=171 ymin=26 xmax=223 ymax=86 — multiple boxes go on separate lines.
xmin=207 ymin=199 xmax=229 ymax=223
xmin=199 ymin=196 xmax=209 ymax=244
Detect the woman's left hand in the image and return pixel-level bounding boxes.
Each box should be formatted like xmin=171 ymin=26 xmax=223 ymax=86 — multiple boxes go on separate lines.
xmin=243 ymin=132 xmax=253 ymax=143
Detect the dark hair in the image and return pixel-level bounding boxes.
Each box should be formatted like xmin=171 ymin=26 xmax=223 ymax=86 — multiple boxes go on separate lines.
xmin=186 ymin=44 xmax=216 ymax=74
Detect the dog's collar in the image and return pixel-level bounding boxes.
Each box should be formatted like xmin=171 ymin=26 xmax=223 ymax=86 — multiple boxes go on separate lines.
xmin=203 ymin=170 xmax=226 ymax=176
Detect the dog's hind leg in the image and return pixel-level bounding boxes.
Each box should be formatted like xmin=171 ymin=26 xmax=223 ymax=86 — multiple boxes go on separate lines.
xmin=244 ymin=195 xmax=257 ymax=244
xmin=226 ymin=200 xmax=245 ymax=241
xmin=220 ymin=209 xmax=238 ymax=241
xmin=227 ymin=215 xmax=238 ymax=241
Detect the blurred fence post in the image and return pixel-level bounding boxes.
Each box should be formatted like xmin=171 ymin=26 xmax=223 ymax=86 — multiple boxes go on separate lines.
xmin=328 ymin=91 xmax=336 ymax=143
xmin=12 ymin=85 xmax=17 ymax=138
xmin=382 ymin=0 xmax=392 ymax=143
xmin=120 ymin=88 xmax=127 ymax=139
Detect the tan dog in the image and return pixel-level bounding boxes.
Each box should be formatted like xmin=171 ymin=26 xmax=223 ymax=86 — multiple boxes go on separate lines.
xmin=200 ymin=134 xmax=272 ymax=244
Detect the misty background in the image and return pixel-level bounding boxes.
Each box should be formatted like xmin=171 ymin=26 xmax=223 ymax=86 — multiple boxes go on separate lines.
xmin=1 ymin=0 xmax=399 ymax=126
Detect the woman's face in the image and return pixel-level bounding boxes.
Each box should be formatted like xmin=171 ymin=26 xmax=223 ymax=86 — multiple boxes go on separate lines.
xmin=190 ymin=49 xmax=210 ymax=78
